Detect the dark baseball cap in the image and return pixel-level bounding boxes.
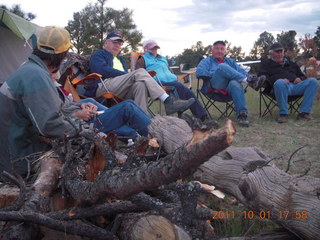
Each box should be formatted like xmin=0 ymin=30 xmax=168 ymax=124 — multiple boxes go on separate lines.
xmin=105 ymin=31 xmax=124 ymax=42
xmin=213 ymin=40 xmax=226 ymax=46
xmin=270 ymin=42 xmax=284 ymax=51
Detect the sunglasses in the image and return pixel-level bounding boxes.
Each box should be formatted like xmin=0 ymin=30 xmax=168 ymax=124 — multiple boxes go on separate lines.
xmin=274 ymin=49 xmax=284 ymax=53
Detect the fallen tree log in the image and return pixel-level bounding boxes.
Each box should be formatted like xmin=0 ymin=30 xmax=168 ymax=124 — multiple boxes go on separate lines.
xmin=193 ymin=147 xmax=320 ymax=240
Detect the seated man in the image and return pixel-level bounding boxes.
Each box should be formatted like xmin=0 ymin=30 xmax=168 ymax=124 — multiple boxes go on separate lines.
xmin=135 ymin=39 xmax=217 ymax=124
xmin=0 ymin=26 xmax=150 ymax=178
xmin=89 ymin=31 xmax=194 ymax=115
xmin=196 ymin=40 xmax=258 ymax=127
xmin=258 ymin=42 xmax=319 ymax=123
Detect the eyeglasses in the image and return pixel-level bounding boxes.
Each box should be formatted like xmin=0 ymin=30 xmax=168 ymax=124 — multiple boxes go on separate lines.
xmin=274 ymin=49 xmax=283 ymax=53
xmin=111 ymin=40 xmax=123 ymax=46
xmin=212 ymin=47 xmax=226 ymax=51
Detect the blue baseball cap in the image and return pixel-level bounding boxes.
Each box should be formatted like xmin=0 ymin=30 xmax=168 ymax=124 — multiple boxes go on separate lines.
xmin=105 ymin=31 xmax=124 ymax=42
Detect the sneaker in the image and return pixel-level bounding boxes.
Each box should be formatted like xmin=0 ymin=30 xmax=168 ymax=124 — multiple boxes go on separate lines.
xmin=297 ymin=112 xmax=313 ymax=120
xmin=277 ymin=114 xmax=288 ymax=123
xmin=238 ymin=112 xmax=249 ymax=127
xmin=247 ymin=75 xmax=266 ymax=91
xmin=164 ymin=95 xmax=195 ymax=115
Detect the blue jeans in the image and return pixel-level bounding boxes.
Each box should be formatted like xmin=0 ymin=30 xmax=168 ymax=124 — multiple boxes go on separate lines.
xmin=79 ymin=99 xmax=151 ymax=138
xmin=210 ymin=63 xmax=248 ymax=116
xmin=163 ymin=81 xmax=207 ymax=120
xmin=273 ymin=78 xmax=319 ymax=115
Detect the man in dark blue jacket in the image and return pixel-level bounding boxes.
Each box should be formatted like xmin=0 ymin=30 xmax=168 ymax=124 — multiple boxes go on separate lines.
xmin=89 ymin=31 xmax=194 ymax=115
xmin=258 ymin=42 xmax=319 ymax=123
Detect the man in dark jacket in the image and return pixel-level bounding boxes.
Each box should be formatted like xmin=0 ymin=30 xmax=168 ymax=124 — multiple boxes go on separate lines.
xmin=258 ymin=42 xmax=319 ymax=123
xmin=0 ymin=26 xmax=76 ymax=177
xmin=89 ymin=31 xmax=194 ymax=115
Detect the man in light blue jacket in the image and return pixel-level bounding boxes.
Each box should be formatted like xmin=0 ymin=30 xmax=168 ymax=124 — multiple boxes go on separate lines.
xmin=196 ymin=41 xmax=254 ymax=127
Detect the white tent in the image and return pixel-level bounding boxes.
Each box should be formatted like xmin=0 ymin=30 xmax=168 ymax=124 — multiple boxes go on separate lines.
xmin=0 ymin=8 xmax=40 ymax=83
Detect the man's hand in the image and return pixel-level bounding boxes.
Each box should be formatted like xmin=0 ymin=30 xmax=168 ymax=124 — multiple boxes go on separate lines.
xmin=75 ymin=109 xmax=97 ymax=121
xmin=284 ymin=78 xmax=290 ymax=84
xmin=293 ymin=77 xmax=302 ymax=84
xmin=80 ymin=102 xmax=98 ymax=111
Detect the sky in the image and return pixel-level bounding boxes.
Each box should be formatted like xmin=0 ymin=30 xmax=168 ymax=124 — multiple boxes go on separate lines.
xmin=3 ymin=0 xmax=320 ymax=57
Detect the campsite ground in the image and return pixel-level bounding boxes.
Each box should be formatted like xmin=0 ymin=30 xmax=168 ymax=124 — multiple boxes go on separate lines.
xmin=157 ymin=77 xmax=320 ymax=178
xmin=181 ymin=78 xmax=320 ymax=237
xmin=187 ymin=77 xmax=320 ymax=237
xmin=224 ymin=87 xmax=320 ymax=179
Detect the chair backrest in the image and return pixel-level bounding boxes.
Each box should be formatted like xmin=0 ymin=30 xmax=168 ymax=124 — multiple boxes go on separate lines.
xmin=59 ymin=52 xmax=123 ymax=106
xmin=130 ymin=52 xmax=145 ymax=72
xmin=196 ymin=77 xmax=232 ymax=101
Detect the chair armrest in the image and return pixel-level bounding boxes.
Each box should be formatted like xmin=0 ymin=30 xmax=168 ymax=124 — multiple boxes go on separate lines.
xmin=147 ymin=70 xmax=157 ymax=77
xmin=71 ymin=73 xmax=103 ymax=85
xmin=197 ymin=76 xmax=211 ymax=81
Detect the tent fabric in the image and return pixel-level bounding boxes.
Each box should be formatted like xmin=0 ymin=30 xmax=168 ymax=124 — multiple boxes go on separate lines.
xmin=0 ymin=8 xmax=38 ymax=40
xmin=0 ymin=8 xmax=40 ymax=83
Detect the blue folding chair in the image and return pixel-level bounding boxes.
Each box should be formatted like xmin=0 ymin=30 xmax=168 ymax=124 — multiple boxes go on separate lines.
xmin=196 ymin=77 xmax=235 ymax=120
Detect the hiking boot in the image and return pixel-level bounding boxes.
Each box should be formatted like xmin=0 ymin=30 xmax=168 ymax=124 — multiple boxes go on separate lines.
xmin=297 ymin=112 xmax=313 ymax=120
xmin=202 ymin=116 xmax=220 ymax=129
xmin=164 ymin=95 xmax=195 ymax=115
xmin=247 ymin=75 xmax=266 ymax=91
xmin=238 ymin=112 xmax=249 ymax=127
xmin=277 ymin=114 xmax=288 ymax=123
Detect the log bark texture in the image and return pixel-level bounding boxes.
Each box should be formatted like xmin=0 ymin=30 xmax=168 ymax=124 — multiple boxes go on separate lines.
xmin=148 ymin=115 xmax=193 ymax=153
xmin=193 ymin=147 xmax=320 ymax=240
xmin=63 ymin=118 xmax=235 ymax=203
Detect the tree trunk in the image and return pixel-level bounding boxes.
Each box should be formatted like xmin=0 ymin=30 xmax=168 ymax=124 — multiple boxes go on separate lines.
xmin=193 ymin=147 xmax=320 ymax=240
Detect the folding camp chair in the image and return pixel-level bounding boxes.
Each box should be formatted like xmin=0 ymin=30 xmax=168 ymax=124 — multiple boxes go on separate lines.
xmin=196 ymin=77 xmax=235 ymax=120
xmin=259 ymin=87 xmax=302 ymax=117
xmin=59 ymin=52 xmax=123 ymax=107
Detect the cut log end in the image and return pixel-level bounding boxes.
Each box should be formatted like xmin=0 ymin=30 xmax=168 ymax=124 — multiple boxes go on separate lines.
xmin=188 ymin=119 xmax=236 ymax=147
xmin=129 ymin=215 xmax=190 ymax=240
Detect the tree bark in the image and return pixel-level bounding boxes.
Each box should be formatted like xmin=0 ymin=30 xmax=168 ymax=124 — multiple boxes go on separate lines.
xmin=148 ymin=115 xmax=193 ymax=153
xmin=193 ymin=147 xmax=320 ymax=240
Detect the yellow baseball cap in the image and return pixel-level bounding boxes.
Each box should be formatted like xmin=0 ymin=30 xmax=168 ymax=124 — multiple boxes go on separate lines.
xmin=37 ymin=26 xmax=73 ymax=54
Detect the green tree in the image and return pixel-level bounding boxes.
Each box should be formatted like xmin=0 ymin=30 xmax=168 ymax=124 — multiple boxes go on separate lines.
xmin=250 ymin=31 xmax=275 ymax=59
xmin=0 ymin=4 xmax=36 ymax=21
xmin=276 ymin=30 xmax=298 ymax=59
xmin=314 ymin=26 xmax=320 ymax=59
xmin=66 ymin=0 xmax=142 ymax=55
xmin=175 ymin=41 xmax=210 ymax=68
xmin=298 ymin=33 xmax=318 ymax=58
xmin=227 ymin=45 xmax=245 ymax=62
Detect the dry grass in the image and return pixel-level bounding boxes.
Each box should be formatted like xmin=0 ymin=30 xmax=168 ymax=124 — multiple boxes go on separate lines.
xmin=184 ymin=77 xmax=320 ymax=178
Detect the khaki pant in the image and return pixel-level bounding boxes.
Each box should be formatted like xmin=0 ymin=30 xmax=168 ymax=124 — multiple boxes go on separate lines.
xmin=96 ymin=69 xmax=165 ymax=113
